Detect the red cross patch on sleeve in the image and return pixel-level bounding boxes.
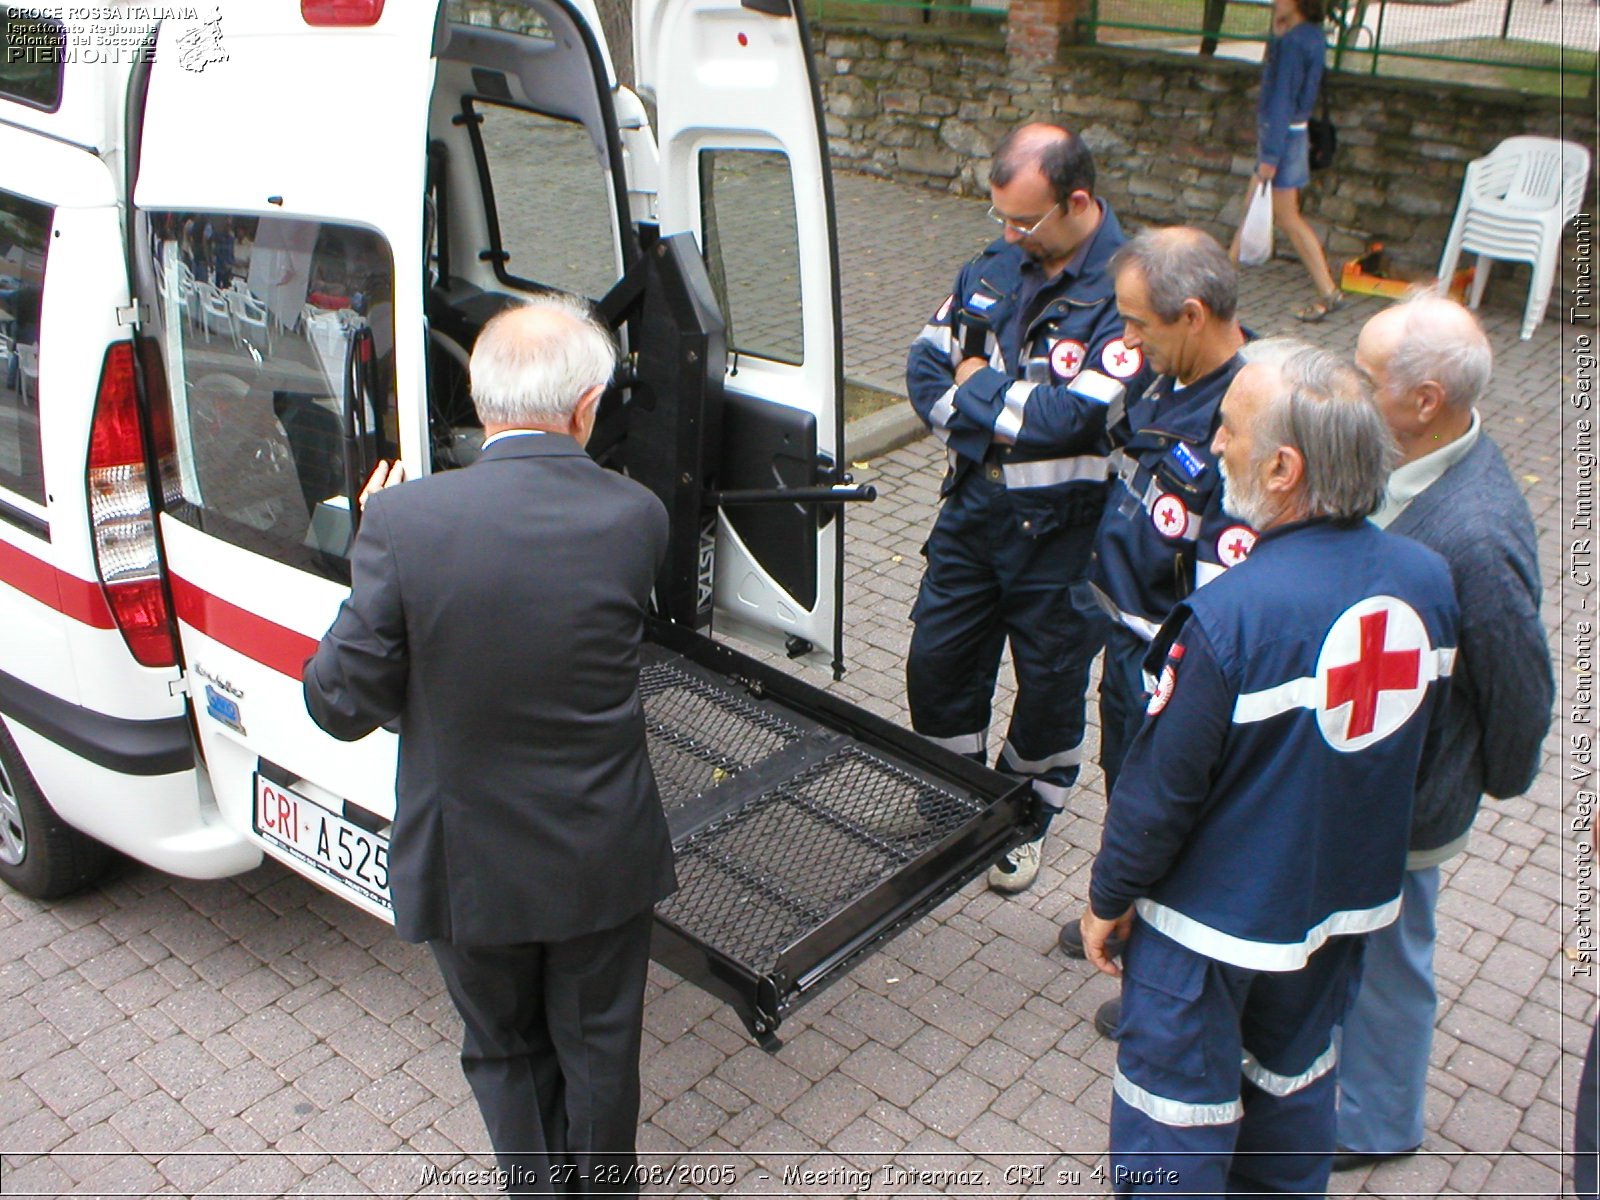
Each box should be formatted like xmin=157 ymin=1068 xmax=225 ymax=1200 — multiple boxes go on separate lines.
xmin=1146 ymin=643 xmax=1187 ymax=716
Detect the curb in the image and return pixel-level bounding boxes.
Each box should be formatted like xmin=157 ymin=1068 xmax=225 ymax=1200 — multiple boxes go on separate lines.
xmin=843 ymin=398 xmax=926 ymax=463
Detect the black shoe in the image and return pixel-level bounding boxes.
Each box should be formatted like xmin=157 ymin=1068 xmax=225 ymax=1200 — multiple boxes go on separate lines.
xmin=1093 ymin=998 xmax=1122 ymax=1040
xmin=1058 ymin=916 xmax=1127 ymax=961
xmin=1331 ymin=1146 xmax=1420 ymax=1172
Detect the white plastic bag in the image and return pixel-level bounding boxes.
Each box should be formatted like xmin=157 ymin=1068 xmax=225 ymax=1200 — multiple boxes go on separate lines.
xmin=1238 ymin=181 xmax=1274 ymax=267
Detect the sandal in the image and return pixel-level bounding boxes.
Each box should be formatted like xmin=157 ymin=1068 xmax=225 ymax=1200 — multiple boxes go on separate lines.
xmin=1295 ymin=288 xmax=1346 ymax=323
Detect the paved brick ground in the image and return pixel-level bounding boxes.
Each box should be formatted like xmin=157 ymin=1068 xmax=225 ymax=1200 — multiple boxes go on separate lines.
xmin=0 ymin=169 xmax=1591 ymax=1197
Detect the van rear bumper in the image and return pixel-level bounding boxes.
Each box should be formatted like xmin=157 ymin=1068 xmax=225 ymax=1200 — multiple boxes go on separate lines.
xmin=0 ymin=665 xmax=194 ymax=776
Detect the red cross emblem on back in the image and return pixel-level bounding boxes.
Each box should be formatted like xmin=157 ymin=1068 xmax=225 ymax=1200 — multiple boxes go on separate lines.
xmin=1314 ymin=597 xmax=1432 ymax=751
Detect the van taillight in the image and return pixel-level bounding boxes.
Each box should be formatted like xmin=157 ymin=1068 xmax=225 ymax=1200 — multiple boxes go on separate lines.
xmin=87 ymin=342 xmax=176 ymax=668
xmin=301 ymin=0 xmax=385 ymax=25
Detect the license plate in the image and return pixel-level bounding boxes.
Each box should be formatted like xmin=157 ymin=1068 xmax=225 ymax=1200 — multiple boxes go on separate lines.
xmin=253 ymin=775 xmax=391 ymax=911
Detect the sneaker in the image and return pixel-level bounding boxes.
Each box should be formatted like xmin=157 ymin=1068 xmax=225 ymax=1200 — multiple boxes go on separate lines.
xmin=987 ymin=835 xmax=1044 ymax=893
xmin=1093 ymin=998 xmax=1122 ymax=1040
xmin=1057 ymin=916 xmax=1127 ymax=961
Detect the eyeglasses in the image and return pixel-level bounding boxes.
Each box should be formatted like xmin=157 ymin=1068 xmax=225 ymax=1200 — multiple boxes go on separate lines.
xmin=986 ymin=201 xmax=1059 ymax=237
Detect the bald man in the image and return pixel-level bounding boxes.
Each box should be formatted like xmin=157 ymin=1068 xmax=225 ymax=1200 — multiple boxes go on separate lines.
xmin=906 ymin=123 xmax=1150 ymax=893
xmin=1333 ymin=295 xmax=1552 ymax=1170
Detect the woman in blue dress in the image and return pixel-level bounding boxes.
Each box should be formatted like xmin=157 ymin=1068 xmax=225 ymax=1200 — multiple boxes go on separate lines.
xmin=1232 ymin=0 xmax=1342 ymax=321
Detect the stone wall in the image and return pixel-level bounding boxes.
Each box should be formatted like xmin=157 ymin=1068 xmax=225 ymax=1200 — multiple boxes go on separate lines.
xmin=814 ymin=24 xmax=1596 ymax=277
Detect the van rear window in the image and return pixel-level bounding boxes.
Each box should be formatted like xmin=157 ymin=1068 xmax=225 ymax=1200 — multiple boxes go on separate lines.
xmin=135 ymin=212 xmax=398 ymax=582
xmin=0 ymin=7 xmax=66 ymax=111
xmin=0 ymin=188 xmax=49 ymax=508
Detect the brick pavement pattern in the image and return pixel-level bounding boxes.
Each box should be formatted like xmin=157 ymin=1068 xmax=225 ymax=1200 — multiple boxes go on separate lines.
xmin=0 ymin=169 xmax=1588 ymax=1197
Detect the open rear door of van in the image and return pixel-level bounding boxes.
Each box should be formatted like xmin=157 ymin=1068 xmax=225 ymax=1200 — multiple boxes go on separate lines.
xmin=630 ymin=0 xmax=1036 ymax=1045
xmin=128 ymin=2 xmax=439 ymax=923
xmin=635 ymin=0 xmax=851 ymax=676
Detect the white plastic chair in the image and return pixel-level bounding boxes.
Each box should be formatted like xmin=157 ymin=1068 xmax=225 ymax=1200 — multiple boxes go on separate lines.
xmin=16 ymin=342 xmax=39 ymax=407
xmin=1436 ymin=136 xmax=1591 ymax=340
xmin=226 ymin=289 xmax=272 ymax=357
xmin=194 ymin=281 xmax=234 ymax=343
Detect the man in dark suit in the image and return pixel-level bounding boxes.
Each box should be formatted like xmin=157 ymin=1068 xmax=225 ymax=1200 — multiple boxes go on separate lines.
xmin=304 ymin=295 xmax=676 ymax=1195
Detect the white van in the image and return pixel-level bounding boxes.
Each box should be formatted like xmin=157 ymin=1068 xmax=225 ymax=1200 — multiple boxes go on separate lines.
xmin=0 ymin=0 xmax=1031 ymax=1043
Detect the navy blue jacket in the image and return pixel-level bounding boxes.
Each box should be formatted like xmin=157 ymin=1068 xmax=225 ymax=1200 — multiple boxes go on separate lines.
xmin=906 ymin=202 xmax=1150 ymax=503
xmin=1090 ymin=519 xmax=1459 ymax=971
xmin=1089 ymin=354 xmax=1252 ymax=641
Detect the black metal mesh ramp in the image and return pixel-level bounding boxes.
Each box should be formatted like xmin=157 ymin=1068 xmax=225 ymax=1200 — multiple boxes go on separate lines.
xmin=654 ymin=746 xmax=985 ymax=977
xmin=640 ymin=660 xmax=802 ymax=813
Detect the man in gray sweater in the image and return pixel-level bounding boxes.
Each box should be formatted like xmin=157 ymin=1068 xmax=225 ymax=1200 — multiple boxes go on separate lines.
xmin=1333 ymin=294 xmax=1554 ymax=1169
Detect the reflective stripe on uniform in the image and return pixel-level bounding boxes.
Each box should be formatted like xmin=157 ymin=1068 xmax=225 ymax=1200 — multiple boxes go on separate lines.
xmin=1070 ymin=368 xmax=1125 ymax=407
xmin=916 ymin=322 xmax=959 ymax=365
xmin=994 ymin=381 xmax=1034 ymax=440
xmin=1113 ymin=1067 xmax=1244 ymax=1128
xmin=928 ymin=386 xmax=957 ymax=430
xmin=922 ymin=730 xmax=987 ymax=755
xmin=1109 ymin=448 xmax=1203 ymax=541
xmin=1028 ymin=779 xmax=1070 ymax=811
xmin=1233 ymin=647 xmax=1457 ymax=725
xmin=1240 ymin=1042 xmax=1337 ymax=1097
xmin=1134 ymin=895 xmax=1403 ymax=973
xmin=1195 ymin=560 xmax=1226 ymax=588
xmin=999 ymin=740 xmax=1083 ymax=775
xmin=1002 ymin=454 xmax=1110 ymax=490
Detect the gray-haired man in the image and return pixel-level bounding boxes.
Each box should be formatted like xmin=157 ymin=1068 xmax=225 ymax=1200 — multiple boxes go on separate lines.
xmin=1082 ymin=342 xmax=1458 ymax=1194
xmin=1332 ymin=295 xmax=1553 ymax=1170
xmin=1059 ymin=227 xmax=1249 ymax=963
xmin=306 ymin=296 xmax=676 ymax=1195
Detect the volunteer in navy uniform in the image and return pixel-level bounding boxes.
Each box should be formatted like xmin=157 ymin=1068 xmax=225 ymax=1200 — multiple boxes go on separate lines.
xmin=305 ymin=297 xmax=676 ymax=1196
xmin=1080 ymin=342 xmax=1459 ymax=1197
xmin=905 ymin=122 xmax=1150 ymax=893
xmin=1333 ymin=296 xmax=1552 ymax=1171
xmin=1057 ymin=226 xmax=1251 ymax=962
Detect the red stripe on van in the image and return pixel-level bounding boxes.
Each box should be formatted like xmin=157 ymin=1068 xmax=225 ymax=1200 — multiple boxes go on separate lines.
xmin=0 ymin=539 xmax=117 ymax=628
xmin=169 ymin=575 xmax=320 ymax=681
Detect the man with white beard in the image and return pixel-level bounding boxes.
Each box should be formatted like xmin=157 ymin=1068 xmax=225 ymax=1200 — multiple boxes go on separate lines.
xmin=1080 ymin=342 xmax=1459 ymax=1195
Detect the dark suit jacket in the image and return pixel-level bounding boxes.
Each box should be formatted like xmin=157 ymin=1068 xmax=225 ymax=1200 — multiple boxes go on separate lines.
xmin=303 ymin=433 xmax=677 ymax=945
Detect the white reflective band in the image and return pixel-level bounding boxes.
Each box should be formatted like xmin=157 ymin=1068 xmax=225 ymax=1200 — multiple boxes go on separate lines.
xmin=931 ymin=425 xmax=951 ymax=445
xmin=1241 ymin=1042 xmax=1337 ymax=1097
xmin=1134 ymin=895 xmax=1403 ymax=972
xmin=1195 ymin=560 xmax=1226 ymax=588
xmin=1107 ymin=447 xmax=1135 ymax=483
xmin=1104 ymin=599 xmax=1163 ymax=643
xmin=923 ymin=730 xmax=987 ymax=755
xmin=1113 ymin=1068 xmax=1243 ymax=1129
xmin=1233 ymin=647 xmax=1457 ymax=724
xmin=1002 ymin=455 xmax=1111 ymax=489
xmin=999 ymin=740 xmax=1083 ymax=775
xmin=994 ymin=381 xmax=1034 ymax=440
xmin=1233 ymin=676 xmax=1320 ymax=723
xmin=1288 ymin=121 xmax=1309 ymax=131
xmin=1070 ymin=369 xmax=1125 ymax=406
xmin=917 ymin=323 xmax=958 ymax=364
xmin=928 ymin=386 xmax=957 ymax=430
xmin=1029 ymin=780 xmax=1071 ymax=810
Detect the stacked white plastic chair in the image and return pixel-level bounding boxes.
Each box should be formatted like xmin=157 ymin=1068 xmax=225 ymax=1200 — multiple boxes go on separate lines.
xmin=1436 ymin=135 xmax=1591 ymax=340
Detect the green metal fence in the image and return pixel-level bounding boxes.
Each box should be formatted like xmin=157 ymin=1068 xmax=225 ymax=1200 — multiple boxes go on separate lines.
xmin=812 ymin=0 xmax=1594 ymax=96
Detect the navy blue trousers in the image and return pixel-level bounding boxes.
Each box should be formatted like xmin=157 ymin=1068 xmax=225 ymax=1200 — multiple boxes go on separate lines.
xmin=907 ymin=476 xmax=1105 ymax=817
xmin=1097 ymin=622 xmax=1151 ymax=797
xmin=1109 ymin=925 xmax=1364 ymax=1198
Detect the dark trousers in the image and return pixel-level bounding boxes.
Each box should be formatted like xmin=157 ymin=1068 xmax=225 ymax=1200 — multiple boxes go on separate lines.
xmin=907 ymin=477 xmax=1106 ymax=818
xmin=1578 ymin=1018 xmax=1599 ymax=1200
xmin=1097 ymin=622 xmax=1151 ymax=798
xmin=430 ymin=909 xmax=655 ymax=1196
xmin=1109 ymin=925 xmax=1364 ymax=1197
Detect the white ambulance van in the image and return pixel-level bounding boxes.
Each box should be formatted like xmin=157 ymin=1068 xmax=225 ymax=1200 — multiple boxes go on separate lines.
xmin=0 ymin=0 xmax=1031 ymax=1042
